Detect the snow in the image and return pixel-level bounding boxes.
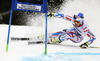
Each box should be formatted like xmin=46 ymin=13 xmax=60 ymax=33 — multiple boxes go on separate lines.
xmin=0 ymin=0 xmax=100 ymax=61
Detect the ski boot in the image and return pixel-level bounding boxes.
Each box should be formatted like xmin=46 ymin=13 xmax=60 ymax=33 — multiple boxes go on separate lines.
xmin=47 ymin=36 xmax=62 ymax=44
xmin=37 ymin=35 xmax=45 ymax=41
xmin=37 ymin=35 xmax=62 ymax=44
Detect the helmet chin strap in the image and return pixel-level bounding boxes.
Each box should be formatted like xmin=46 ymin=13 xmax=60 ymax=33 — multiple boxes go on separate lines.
xmin=80 ymin=20 xmax=84 ymax=24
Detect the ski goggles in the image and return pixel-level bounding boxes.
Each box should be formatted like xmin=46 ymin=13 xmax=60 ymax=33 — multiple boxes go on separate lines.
xmin=74 ymin=20 xmax=80 ymax=24
xmin=74 ymin=18 xmax=83 ymax=24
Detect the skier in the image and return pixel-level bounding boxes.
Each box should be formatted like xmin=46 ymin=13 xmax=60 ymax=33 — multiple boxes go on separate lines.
xmin=39 ymin=12 xmax=96 ymax=49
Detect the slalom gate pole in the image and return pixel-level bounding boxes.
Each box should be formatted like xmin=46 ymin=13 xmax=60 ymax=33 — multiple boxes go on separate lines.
xmin=45 ymin=13 xmax=48 ymax=55
xmin=6 ymin=9 xmax=13 ymax=52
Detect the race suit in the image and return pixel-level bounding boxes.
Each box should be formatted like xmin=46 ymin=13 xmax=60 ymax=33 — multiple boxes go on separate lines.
xmin=49 ymin=13 xmax=96 ymax=45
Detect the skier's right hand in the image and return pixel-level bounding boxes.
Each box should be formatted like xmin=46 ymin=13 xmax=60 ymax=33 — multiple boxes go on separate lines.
xmin=47 ymin=12 xmax=54 ymax=17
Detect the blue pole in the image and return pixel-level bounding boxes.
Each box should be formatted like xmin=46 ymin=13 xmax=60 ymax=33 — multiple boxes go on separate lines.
xmin=45 ymin=13 xmax=47 ymax=55
xmin=6 ymin=9 xmax=13 ymax=52
xmin=43 ymin=0 xmax=48 ymax=55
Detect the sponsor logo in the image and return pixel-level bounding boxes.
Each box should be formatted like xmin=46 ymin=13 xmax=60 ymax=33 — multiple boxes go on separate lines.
xmin=17 ymin=3 xmax=41 ymax=11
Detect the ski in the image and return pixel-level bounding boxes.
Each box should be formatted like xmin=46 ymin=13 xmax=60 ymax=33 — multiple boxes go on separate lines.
xmin=89 ymin=46 xmax=100 ymax=48
xmin=11 ymin=37 xmax=32 ymax=41
xmin=28 ymin=41 xmax=45 ymax=44
xmin=11 ymin=37 xmax=100 ymax=49
xmin=28 ymin=41 xmax=100 ymax=49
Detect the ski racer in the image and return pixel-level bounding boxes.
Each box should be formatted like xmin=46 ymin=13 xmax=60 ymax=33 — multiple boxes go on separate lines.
xmin=39 ymin=12 xmax=96 ymax=49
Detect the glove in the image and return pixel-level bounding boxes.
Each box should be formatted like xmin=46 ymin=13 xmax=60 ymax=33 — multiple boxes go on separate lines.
xmin=47 ymin=12 xmax=54 ymax=17
xmin=63 ymin=29 xmax=68 ymax=32
xmin=80 ymin=42 xmax=89 ymax=49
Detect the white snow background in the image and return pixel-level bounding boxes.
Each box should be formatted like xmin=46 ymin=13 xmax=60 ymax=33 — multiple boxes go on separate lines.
xmin=0 ymin=0 xmax=100 ymax=61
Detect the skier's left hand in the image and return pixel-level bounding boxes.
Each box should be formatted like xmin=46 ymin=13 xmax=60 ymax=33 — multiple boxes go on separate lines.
xmin=47 ymin=12 xmax=54 ymax=17
xmin=80 ymin=42 xmax=89 ymax=49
